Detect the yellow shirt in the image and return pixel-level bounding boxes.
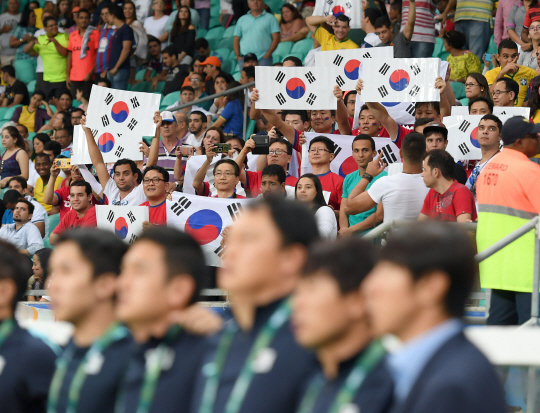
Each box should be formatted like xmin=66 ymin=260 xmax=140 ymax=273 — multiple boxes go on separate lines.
xmin=314 ymin=26 xmax=359 ymax=51
xmin=485 ymin=65 xmax=537 ymax=107
xmin=35 ymin=8 xmax=44 ymax=29
xmin=19 ymin=106 xmax=36 ymax=132
xmin=34 ymin=176 xmax=63 ymax=212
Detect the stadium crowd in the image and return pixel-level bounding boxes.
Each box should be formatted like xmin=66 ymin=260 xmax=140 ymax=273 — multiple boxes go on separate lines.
xmin=0 ymin=0 xmax=539 ymax=411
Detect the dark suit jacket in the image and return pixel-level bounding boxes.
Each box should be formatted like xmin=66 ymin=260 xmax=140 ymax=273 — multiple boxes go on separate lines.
xmin=390 ymin=332 xmax=506 ymax=413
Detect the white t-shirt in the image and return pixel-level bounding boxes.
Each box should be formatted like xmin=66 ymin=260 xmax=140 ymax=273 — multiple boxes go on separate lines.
xmin=103 ymin=178 xmax=147 ymax=206
xmin=0 ymin=12 xmax=21 ymax=56
xmin=143 ymin=15 xmax=169 ymax=46
xmin=367 ymin=173 xmax=429 ymax=223
xmin=362 ymin=32 xmax=382 ymax=48
xmin=185 ymin=132 xmax=204 ymax=148
xmin=315 ymin=205 xmax=337 ymax=239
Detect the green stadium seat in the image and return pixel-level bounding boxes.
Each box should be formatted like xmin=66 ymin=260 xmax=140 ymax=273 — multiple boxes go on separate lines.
xmin=450 ymin=81 xmax=466 ymax=100
xmin=209 ymin=15 xmax=220 ymax=29
xmin=272 ymin=54 xmax=283 ymax=64
xmin=160 ymin=92 xmax=180 ymax=110
xmin=48 ymin=214 xmax=60 ymax=235
xmin=135 ymin=68 xmax=148 ymax=80
xmin=27 ymin=80 xmax=36 ymax=95
xmin=266 ymin=0 xmax=285 ymax=14
xmin=14 ymin=60 xmax=37 ymax=84
xmin=72 ymin=100 xmax=81 ymax=107
xmin=196 ymin=29 xmax=208 ymax=39
xmin=0 ymin=108 xmax=8 ymax=120
xmin=3 ymin=105 xmax=22 ymax=121
xmin=48 ymin=104 xmax=56 ymax=114
xmin=18 ymin=0 xmax=30 ymax=12
xmin=284 ymin=52 xmax=306 ymax=63
xmin=460 ymin=97 xmax=469 ymax=106
xmin=432 ymin=37 xmax=443 ymax=57
xmin=273 ymin=41 xmax=293 ymax=60
xmin=486 ymin=35 xmax=497 ymax=70
xmin=216 ymin=25 xmax=235 ymax=49
xmin=0 ymin=120 xmax=7 ymax=131
xmin=206 ymin=27 xmax=225 ymax=50
xmin=245 ymin=118 xmax=256 ymax=138
xmin=213 ymin=48 xmax=232 ymax=62
xmin=154 ymin=82 xmax=166 ymax=94
xmin=222 ymin=57 xmax=237 ymax=74
xmin=28 ymin=132 xmax=36 ymax=141
xmin=232 ymin=71 xmax=241 ymax=81
xmin=290 ymin=38 xmax=313 ymax=56
xmin=130 ymin=82 xmax=152 ymax=93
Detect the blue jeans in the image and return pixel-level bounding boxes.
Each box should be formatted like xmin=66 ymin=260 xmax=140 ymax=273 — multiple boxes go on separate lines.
xmin=455 ymin=20 xmax=491 ymax=62
xmin=197 ymin=7 xmax=210 ymax=30
xmin=410 ymin=41 xmax=435 ymax=58
xmin=239 ymin=56 xmax=273 ymax=69
xmin=107 ymin=67 xmax=130 ymax=91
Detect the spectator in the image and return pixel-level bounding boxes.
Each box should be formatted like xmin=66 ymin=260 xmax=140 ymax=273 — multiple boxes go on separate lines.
xmin=282 ymin=55 xmax=302 ymax=67
xmin=53 ymin=89 xmax=74 ymax=114
xmin=29 ymin=247 xmax=52 ymax=301
xmin=219 ymin=0 xmax=233 ymax=27
xmin=38 ymin=111 xmax=71 ymax=136
xmin=389 ymin=0 xmax=402 ymax=35
xmin=49 ymin=181 xmax=97 ymax=244
xmin=96 ymin=5 xmax=116 ymax=77
xmin=0 ymin=199 xmax=43 ymax=255
xmin=139 ymin=166 xmax=170 ymax=226
xmin=9 ymin=8 xmax=37 ymax=63
xmin=143 ymin=0 xmax=170 ymax=47
xmin=279 ymin=4 xmax=309 ymax=43
xmin=66 ymin=8 xmax=98 ymax=97
xmin=361 ymin=9 xmax=383 ymax=47
xmin=195 ymin=126 xmax=225 ymax=155
xmin=200 ymin=55 xmax=222 ymax=95
xmin=30 ymin=132 xmax=51 ymax=160
xmin=492 ymin=77 xmax=520 ymax=107
xmin=507 ymin=0 xmax=535 ymax=49
xmin=166 ymin=0 xmax=200 ymax=35
xmin=124 ymin=0 xmax=148 ymax=85
xmin=195 ymin=0 xmax=210 ymax=30
xmin=243 ymin=52 xmax=258 ymax=67
xmin=193 ymin=158 xmax=245 ymax=198
xmin=170 ymin=6 xmax=197 ymax=65
xmin=240 ymin=65 xmax=255 ymax=107
xmin=209 ymin=73 xmax=230 ymax=116
xmin=0 ymin=65 xmax=29 ymax=108
xmin=468 ymin=95 xmax=494 ymax=114
xmin=51 ymin=127 xmax=73 ymax=151
xmin=71 ymin=106 xmax=84 ymax=125
xmin=75 ymin=83 xmax=91 ymax=112
xmin=399 ymin=0 xmax=436 ymax=57
xmin=104 ymin=4 xmax=134 ymax=90
xmin=211 ymin=81 xmax=244 ymax=138
xmin=0 ymin=0 xmax=21 ymax=66
xmin=189 ymin=71 xmax=211 ymax=110
xmin=55 ymin=0 xmax=74 ymax=29
xmin=495 ymin=0 xmax=523 ymax=46
xmin=3 ymin=180 xmax=48 ymax=238
xmin=375 ymin=4 xmax=414 ymax=57
xmin=466 ymin=114 xmax=502 ymax=198
xmin=260 ymin=163 xmax=288 ymax=199
xmin=340 ymin=135 xmax=386 ymax=237
xmin=423 ymin=122 xmax=467 ymax=183
xmin=186 ymin=110 xmax=208 ymax=147
xmin=295 ymin=173 xmax=337 ymax=239
xmin=343 ymin=90 xmax=357 ymax=120
xmin=465 ymin=73 xmax=491 ymax=100
xmin=24 ymin=16 xmax=69 ymax=98
xmin=0 ymin=126 xmax=29 ymax=188
xmin=42 ymin=139 xmax=62 ymax=163
xmin=518 ymin=19 xmax=540 ymax=70
xmin=33 ymin=153 xmax=63 ymax=213
xmin=306 ymin=14 xmax=359 ymax=50
xmin=345 ymin=132 xmax=430 ymax=222
xmin=144 ymin=36 xmax=165 ymax=82
xmin=444 ymin=30 xmax=482 ymax=83
xmin=233 ymin=0 xmax=280 ymax=68
xmin=159 ymin=46 xmax=186 ymax=95
xmin=173 ymin=110 xmax=190 ymax=142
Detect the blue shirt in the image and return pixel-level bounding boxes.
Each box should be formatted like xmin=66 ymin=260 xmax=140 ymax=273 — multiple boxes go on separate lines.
xmin=0 ymin=222 xmax=44 ymax=255
xmin=386 ymin=319 xmax=463 ymax=404
xmin=108 ymin=23 xmax=134 ymax=71
xmin=234 ymin=10 xmax=280 ymax=59
xmin=221 ymin=99 xmax=244 ymax=138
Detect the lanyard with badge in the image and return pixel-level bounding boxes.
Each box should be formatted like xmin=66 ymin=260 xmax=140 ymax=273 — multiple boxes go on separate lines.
xmin=296 ymin=340 xmax=386 ymax=413
xmin=198 ymin=300 xmax=291 ymax=413
xmin=47 ymin=323 xmax=129 ymax=413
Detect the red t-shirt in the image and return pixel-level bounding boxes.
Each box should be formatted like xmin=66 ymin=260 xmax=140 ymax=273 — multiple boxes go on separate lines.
xmin=245 ymin=170 xmax=298 ymax=197
xmin=68 ymin=29 xmax=99 ymax=81
xmin=420 ymin=181 xmax=477 ymax=222
xmin=316 ymin=171 xmax=344 ymax=211
xmin=140 ymin=200 xmax=167 ymax=225
xmin=54 ymin=186 xmax=100 ymax=219
xmin=53 ymin=206 xmax=97 ymax=234
xmin=524 ymin=4 xmax=540 ymax=28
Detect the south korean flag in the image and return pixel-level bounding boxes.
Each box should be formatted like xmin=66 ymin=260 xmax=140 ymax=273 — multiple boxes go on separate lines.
xmin=493 ymin=106 xmax=531 ymax=117
xmin=315 ymin=48 xmax=393 ymax=91
xmin=96 ymin=205 xmax=148 ymax=244
xmin=313 ymin=0 xmax=362 ymax=29
xmin=85 ymin=85 xmax=161 ymax=136
xmin=71 ymin=125 xmax=143 ymax=164
xmin=255 ymin=66 xmax=336 ymax=110
xmin=362 ymin=58 xmax=441 ymax=103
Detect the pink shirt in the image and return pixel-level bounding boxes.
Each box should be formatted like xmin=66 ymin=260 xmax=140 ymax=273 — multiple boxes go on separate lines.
xmin=495 ymin=0 xmax=521 ymax=45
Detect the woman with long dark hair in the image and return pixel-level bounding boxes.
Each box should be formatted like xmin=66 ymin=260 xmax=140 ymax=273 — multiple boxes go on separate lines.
xmin=124 ymin=0 xmax=148 ymax=85
xmin=31 ymin=133 xmax=51 ymax=161
xmin=527 ymin=77 xmax=540 ymax=122
xmin=280 ymin=4 xmax=308 ymax=43
xmin=465 ymin=73 xmax=490 ymax=100
xmin=28 ymin=248 xmax=53 ymax=301
xmin=295 ymin=173 xmax=337 ymax=239
xmin=9 ymin=8 xmax=38 ymax=62
xmin=0 ymin=126 xmax=29 ymax=187
xmin=170 ymin=5 xmax=196 ymax=65
xmin=211 ymin=81 xmax=244 ymax=138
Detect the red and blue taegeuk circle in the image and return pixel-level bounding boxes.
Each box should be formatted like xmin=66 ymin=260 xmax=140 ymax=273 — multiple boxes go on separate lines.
xmin=111 ymin=101 xmax=129 ymax=123
xmin=286 ymin=78 xmax=306 ymax=99
xmin=339 ymin=156 xmax=358 ymax=177
xmin=389 ymin=70 xmax=410 ymax=92
xmin=185 ymin=209 xmax=223 ymax=245
xmin=114 ymin=217 xmax=128 ymax=239
xmin=332 ymin=5 xmax=345 ymax=16
xmin=470 ymin=127 xmax=480 ymax=148
xmin=97 ymin=133 xmax=115 ymax=153
xmin=344 ymin=59 xmax=361 ymax=81
xmin=382 ymin=102 xmax=400 ymax=107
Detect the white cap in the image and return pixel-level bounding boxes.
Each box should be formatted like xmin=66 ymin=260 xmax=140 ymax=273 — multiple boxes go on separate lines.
xmin=160 ymin=111 xmax=176 ymax=123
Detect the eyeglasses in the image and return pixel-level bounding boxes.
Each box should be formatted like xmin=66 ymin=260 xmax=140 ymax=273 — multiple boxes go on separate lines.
xmin=492 ymin=90 xmax=509 ymax=96
xmin=465 ymin=83 xmax=479 ymax=88
xmin=309 ymin=148 xmax=331 ymax=154
xmin=214 ymin=171 xmax=235 ymax=177
xmin=531 ymin=26 xmax=540 ymax=31
xmin=143 ymin=177 xmax=165 ymax=184
xmin=269 ymin=149 xmax=287 ymax=155
xmin=189 ymin=78 xmax=202 ymax=82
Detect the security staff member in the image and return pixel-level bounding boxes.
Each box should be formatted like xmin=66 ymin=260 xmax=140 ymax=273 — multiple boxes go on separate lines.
xmin=115 ymin=228 xmax=211 ymax=413
xmin=47 ymin=229 xmax=133 ymax=413
xmin=190 ymin=199 xmax=320 ymax=413
xmin=292 ymin=238 xmax=393 ymax=413
xmin=0 ymin=240 xmax=57 ymax=413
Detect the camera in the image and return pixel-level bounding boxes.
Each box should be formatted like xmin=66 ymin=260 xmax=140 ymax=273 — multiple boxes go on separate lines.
xmin=179 ymin=145 xmax=194 ymax=157
xmin=215 ymin=143 xmax=231 ymax=153
xmin=252 ymin=135 xmax=270 ymax=155
xmin=55 ymin=158 xmax=71 ymax=169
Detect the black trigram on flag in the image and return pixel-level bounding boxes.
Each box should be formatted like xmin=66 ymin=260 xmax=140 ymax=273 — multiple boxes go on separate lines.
xmin=275 ymin=71 xmax=285 ymax=83
xmin=459 ymin=120 xmax=471 ymax=132
xmin=306 ymin=71 xmax=316 ymax=84
xmin=276 ymin=93 xmax=286 ymax=105
xmin=326 ymin=0 xmax=332 ymax=5
xmin=380 ymin=144 xmax=398 ymax=164
xmin=129 ymin=234 xmax=138 ymax=244
xmin=127 ymin=119 xmax=138 ymax=131
xmin=345 ymin=1 xmax=352 ymax=7
xmin=306 ymin=93 xmax=317 ymax=105
xmin=130 ymin=97 xmax=140 ymax=108
xmin=228 ymin=203 xmax=243 ymax=221
xmin=379 ymin=63 xmax=390 ymax=76
xmin=104 ymin=93 xmax=113 ymax=105
xmin=333 ymin=145 xmax=342 ymax=159
xmin=378 ymin=85 xmax=388 ymax=98
xmin=91 ymin=129 xmax=98 ymax=137
xmin=336 ymin=75 xmax=345 ymax=88
xmin=409 ymin=86 xmax=420 ymax=97
xmin=171 ymin=197 xmax=191 ymax=216
xmin=458 ymin=142 xmax=470 ymax=155
xmin=102 ymin=115 xmax=110 ymax=127
xmin=410 ymin=64 xmax=421 ymax=75
xmin=117 ymin=133 xmax=122 ymax=137
xmin=127 ymin=211 xmax=136 ymax=223
xmin=214 ymin=245 xmax=226 ymax=258
xmin=406 ymin=103 xmax=416 ymax=116
xmin=362 ymin=51 xmax=372 ymax=58
xmin=115 ymin=146 xmax=124 ymax=157
xmin=107 ymin=210 xmax=114 ymax=223
xmin=499 ymin=110 xmax=507 ymax=115
xmin=333 ymin=55 xmax=344 ymax=66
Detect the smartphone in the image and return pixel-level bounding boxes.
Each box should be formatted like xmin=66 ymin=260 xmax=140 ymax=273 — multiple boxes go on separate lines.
xmin=484 ymin=53 xmax=492 ymax=62
xmin=55 ymin=158 xmax=71 ymax=169
xmin=215 ymin=143 xmax=231 ymax=153
xmin=180 ymin=145 xmax=194 ymax=157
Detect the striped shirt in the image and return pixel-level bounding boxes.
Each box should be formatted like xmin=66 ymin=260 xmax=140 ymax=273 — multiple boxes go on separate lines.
xmin=401 ymin=0 xmax=437 ymax=44
xmin=144 ymin=138 xmax=182 ymax=182
xmin=96 ymin=25 xmax=115 ymax=73
xmin=455 ymin=0 xmax=493 ymax=24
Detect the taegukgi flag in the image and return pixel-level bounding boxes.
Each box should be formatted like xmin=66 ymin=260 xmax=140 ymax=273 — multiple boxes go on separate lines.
xmin=85 ymin=85 xmax=161 ymax=136
xmin=361 ymin=58 xmax=441 ymax=103
xmin=71 ymin=125 xmax=143 ymax=165
xmin=255 ymin=66 xmax=337 ymax=110
xmin=166 ymin=193 xmax=252 ymax=267
xmin=315 ymin=48 xmax=393 ymax=91
xmin=313 ymin=0 xmax=362 ymax=29
xmin=96 ymin=205 xmax=148 ymax=244
xmin=451 ymin=106 xmax=531 ymax=117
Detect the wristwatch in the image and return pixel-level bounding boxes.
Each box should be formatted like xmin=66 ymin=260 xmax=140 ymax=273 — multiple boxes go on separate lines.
xmin=362 ymin=173 xmax=373 ymax=183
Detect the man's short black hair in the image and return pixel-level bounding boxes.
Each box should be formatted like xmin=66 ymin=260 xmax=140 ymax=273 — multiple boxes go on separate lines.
xmin=143 ymin=165 xmax=170 ymax=182
xmin=97 ymin=78 xmax=112 ymax=88
xmin=43 ymin=16 xmax=57 ymax=28
xmin=71 ymin=107 xmax=84 ymax=116
xmin=364 ymin=8 xmax=383 ymax=25
xmin=3 ymin=190 xmax=22 ymax=207
xmin=181 ymin=86 xmax=195 ymax=94
xmin=303 ymin=238 xmax=376 ymax=294
xmin=495 ymin=78 xmax=519 ymax=102
xmin=415 ymin=101 xmax=440 ymax=115
xmin=242 ymin=65 xmax=255 ymax=80
xmin=1 ymin=65 xmax=15 ymax=78
xmin=270 ymin=137 xmax=293 ymax=155
xmin=283 ymin=110 xmax=308 ymax=123
xmin=113 ymin=159 xmax=141 ymax=183
xmin=468 ymin=96 xmax=494 ymax=114
xmin=380 ymin=222 xmax=476 ymax=317
xmin=136 ymin=228 xmax=208 ymax=304
xmin=104 ymin=3 xmax=125 ymax=21
xmin=336 ymin=14 xmax=351 ymax=25
xmin=57 ymin=88 xmax=72 ymax=100
xmin=8 ymin=176 xmax=27 ymax=190
xmin=0 ymin=240 xmax=32 ymax=311
xmin=261 ymin=164 xmax=286 ymax=184
xmin=56 ymin=229 xmax=128 ymax=279
xmin=16 ymin=199 xmax=34 ymax=215
xmin=344 ymin=90 xmax=357 ymax=106
xmin=352 ymin=134 xmax=376 ymax=151
xmin=283 ymin=56 xmax=303 ymax=66
xmin=480 ymin=114 xmax=503 ymax=133
xmin=43 ymin=140 xmax=62 ymax=157
xmin=195 ymin=38 xmax=209 ymax=49
xmin=402 ymin=132 xmax=426 ymax=163
xmin=70 ymin=180 xmax=92 ymax=195
xmin=309 ymin=135 xmax=336 ymax=153
xmin=414 ymin=117 xmax=434 ymax=130
xmin=77 ymin=8 xmax=91 ymax=17
xmin=213 ymin=159 xmax=240 ymax=177
xmin=162 ymin=45 xmax=177 ymax=57
xmin=423 ymin=149 xmax=455 ymax=180
xmin=498 ymin=38 xmax=518 ymax=54
xmin=147 ymin=35 xmax=162 ymax=46
xmin=190 ymin=110 xmax=206 ymax=122
xmin=34 ymin=152 xmax=52 ymax=163
xmin=390 ymin=1 xmax=402 ymax=10
xmin=374 ymin=16 xmax=392 ymax=30
xmin=33 ymin=90 xmax=46 ymax=100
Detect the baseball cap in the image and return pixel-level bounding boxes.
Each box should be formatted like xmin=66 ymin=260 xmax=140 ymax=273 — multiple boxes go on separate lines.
xmin=244 ymin=53 xmax=258 ymax=62
xmin=160 ymin=111 xmax=176 ymax=123
xmin=199 ymin=56 xmax=222 ymax=67
xmin=423 ymin=121 xmax=448 ymax=140
xmin=72 ymin=6 xmax=81 ymax=12
xmin=501 ymin=116 xmax=540 ymax=145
